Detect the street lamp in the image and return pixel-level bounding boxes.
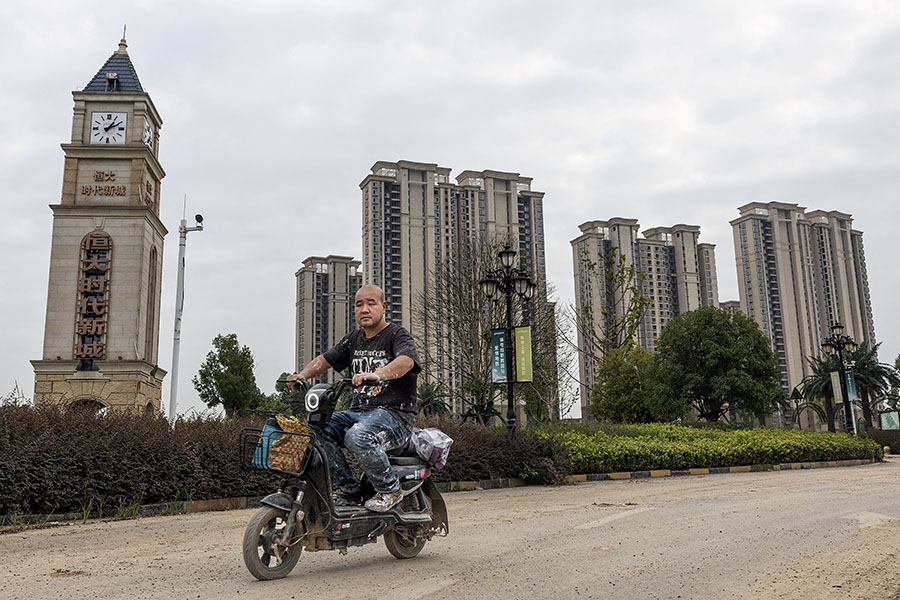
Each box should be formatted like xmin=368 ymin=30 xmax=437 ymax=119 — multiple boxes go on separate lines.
xmin=479 ymin=244 xmax=536 ymax=434
xmin=168 ymin=213 xmax=204 ymax=426
xmin=821 ymin=323 xmax=858 ymax=434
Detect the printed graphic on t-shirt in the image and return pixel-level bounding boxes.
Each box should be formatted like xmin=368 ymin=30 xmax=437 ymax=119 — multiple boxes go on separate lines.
xmin=351 ymin=349 xmax=390 ymax=400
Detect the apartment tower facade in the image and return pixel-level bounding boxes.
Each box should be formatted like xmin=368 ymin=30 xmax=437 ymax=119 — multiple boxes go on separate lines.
xmin=571 ymin=219 xmax=719 ymax=414
xmin=360 ymin=160 xmax=547 ymax=413
xmin=295 ymin=255 xmax=362 ymax=383
xmin=730 ymin=202 xmax=875 ymax=407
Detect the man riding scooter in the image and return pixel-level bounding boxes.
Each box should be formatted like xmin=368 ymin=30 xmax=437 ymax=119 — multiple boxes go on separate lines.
xmin=287 ymin=284 xmax=420 ymax=513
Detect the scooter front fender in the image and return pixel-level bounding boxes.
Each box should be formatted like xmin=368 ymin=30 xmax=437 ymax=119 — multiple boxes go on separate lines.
xmin=260 ymin=492 xmax=293 ymax=512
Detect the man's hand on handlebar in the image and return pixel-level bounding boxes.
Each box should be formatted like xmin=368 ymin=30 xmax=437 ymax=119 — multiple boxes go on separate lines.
xmin=351 ymin=372 xmax=381 ymax=388
xmin=284 ymin=374 xmax=309 ymax=395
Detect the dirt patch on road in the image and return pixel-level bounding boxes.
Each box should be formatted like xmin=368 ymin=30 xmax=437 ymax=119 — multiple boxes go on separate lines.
xmin=743 ymin=521 xmax=900 ymax=599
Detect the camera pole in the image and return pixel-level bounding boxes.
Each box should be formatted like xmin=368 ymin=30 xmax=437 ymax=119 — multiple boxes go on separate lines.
xmin=168 ymin=207 xmax=204 ymax=426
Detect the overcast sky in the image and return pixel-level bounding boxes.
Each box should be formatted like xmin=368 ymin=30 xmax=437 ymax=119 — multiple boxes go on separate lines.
xmin=2 ymin=1 xmax=898 ymax=419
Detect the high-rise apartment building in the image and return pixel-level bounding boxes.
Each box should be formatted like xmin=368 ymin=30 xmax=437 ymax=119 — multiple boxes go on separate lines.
xmin=360 ymin=160 xmax=547 ymax=412
xmin=295 ymin=255 xmax=362 ymax=382
xmin=731 ymin=202 xmax=875 ymax=408
xmin=571 ymin=219 xmax=719 ymax=414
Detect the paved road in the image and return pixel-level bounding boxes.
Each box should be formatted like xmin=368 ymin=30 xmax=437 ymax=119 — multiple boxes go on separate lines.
xmin=3 ymin=459 xmax=900 ymax=600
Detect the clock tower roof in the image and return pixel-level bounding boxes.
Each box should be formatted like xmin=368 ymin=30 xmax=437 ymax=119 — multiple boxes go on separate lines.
xmin=83 ymin=37 xmax=144 ymax=93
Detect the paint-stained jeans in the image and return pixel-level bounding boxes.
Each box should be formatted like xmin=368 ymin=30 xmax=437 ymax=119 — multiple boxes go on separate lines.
xmin=321 ymin=408 xmax=411 ymax=494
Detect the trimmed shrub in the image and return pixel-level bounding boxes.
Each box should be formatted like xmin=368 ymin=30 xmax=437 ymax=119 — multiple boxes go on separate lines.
xmin=0 ymin=405 xmax=883 ymax=518
xmin=0 ymin=404 xmax=273 ymax=516
xmin=418 ymin=418 xmax=570 ymax=485
xmin=538 ymin=422 xmax=883 ymax=474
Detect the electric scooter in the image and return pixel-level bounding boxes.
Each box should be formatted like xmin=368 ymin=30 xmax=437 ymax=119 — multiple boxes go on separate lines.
xmin=239 ymin=379 xmax=448 ymax=581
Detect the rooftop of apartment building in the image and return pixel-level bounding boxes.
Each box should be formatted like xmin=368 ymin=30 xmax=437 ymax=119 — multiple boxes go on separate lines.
xmin=360 ymin=160 xmax=539 ymax=193
xmin=731 ymin=201 xmax=855 ymax=226
xmin=571 ymin=219 xmax=707 ymax=245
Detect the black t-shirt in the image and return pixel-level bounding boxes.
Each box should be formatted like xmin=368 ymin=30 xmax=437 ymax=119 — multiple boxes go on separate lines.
xmin=323 ymin=323 xmax=421 ymax=424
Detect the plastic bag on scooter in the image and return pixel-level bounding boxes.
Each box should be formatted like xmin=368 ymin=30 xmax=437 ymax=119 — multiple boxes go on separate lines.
xmin=410 ymin=427 xmax=453 ymax=470
xmin=252 ymin=417 xmax=280 ymax=468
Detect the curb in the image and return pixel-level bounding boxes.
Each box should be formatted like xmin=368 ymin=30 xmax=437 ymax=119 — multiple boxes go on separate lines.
xmin=562 ymin=458 xmax=876 ymax=483
xmin=0 ymin=458 xmax=878 ymax=527
xmin=1 ymin=496 xmax=266 ymax=527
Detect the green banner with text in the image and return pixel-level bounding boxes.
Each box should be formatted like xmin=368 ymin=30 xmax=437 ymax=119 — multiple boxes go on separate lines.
xmin=491 ymin=328 xmax=508 ymax=383
xmin=830 ymin=371 xmax=843 ymax=403
xmin=515 ymin=326 xmax=533 ymax=383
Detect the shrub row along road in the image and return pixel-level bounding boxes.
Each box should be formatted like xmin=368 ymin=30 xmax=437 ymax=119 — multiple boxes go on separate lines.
xmin=4 ymin=459 xmax=900 ymax=599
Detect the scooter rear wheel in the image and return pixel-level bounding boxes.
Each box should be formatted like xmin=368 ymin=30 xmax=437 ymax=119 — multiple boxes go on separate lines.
xmin=242 ymin=506 xmax=302 ymax=580
xmin=384 ymin=528 xmax=425 ymax=559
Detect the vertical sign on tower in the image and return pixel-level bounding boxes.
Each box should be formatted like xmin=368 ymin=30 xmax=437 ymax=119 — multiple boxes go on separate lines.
xmin=74 ymin=231 xmax=112 ymax=363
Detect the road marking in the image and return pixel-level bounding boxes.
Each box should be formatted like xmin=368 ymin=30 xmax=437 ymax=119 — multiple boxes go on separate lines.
xmin=394 ymin=577 xmax=457 ymax=599
xmin=576 ymin=506 xmax=656 ymax=530
xmin=847 ymin=511 xmax=899 ymax=529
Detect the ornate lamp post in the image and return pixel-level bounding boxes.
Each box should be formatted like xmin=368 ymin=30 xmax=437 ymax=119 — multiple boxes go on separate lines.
xmin=821 ymin=323 xmax=858 ymax=434
xmin=479 ymin=245 xmax=536 ymax=434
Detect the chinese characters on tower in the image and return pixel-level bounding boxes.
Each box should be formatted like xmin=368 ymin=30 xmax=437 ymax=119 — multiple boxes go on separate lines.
xmin=80 ymin=170 xmax=126 ymax=197
xmin=74 ymin=231 xmax=112 ymax=361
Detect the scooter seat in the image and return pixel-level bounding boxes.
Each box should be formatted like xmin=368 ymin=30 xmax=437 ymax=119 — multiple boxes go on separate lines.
xmin=389 ymin=455 xmax=427 ymax=467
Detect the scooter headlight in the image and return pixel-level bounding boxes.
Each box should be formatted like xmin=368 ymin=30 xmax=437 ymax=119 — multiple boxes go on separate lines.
xmin=305 ymin=389 xmax=321 ymax=413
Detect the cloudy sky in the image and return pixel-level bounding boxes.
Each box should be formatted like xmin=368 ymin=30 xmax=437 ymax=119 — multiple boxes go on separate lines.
xmin=2 ymin=1 xmax=898 ymax=418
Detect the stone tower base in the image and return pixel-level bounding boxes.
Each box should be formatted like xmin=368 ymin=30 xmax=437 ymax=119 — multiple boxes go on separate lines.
xmin=31 ymin=360 xmax=166 ymax=413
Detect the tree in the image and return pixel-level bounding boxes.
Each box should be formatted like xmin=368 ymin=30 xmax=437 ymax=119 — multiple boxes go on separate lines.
xmin=254 ymin=371 xmax=302 ymax=416
xmin=417 ymin=381 xmax=450 ymax=417
xmin=801 ymin=344 xmax=900 ymax=429
xmin=193 ymin=333 xmax=263 ymax=418
xmin=654 ymin=307 xmax=782 ymax=422
xmin=889 ymin=353 xmax=900 ymax=409
xmin=569 ymin=246 xmax=652 ymax=364
xmin=520 ymin=295 xmax=578 ymax=424
xmin=562 ymin=245 xmax=651 ymax=413
xmin=799 ymin=354 xmax=840 ymax=432
xmin=589 ymin=345 xmax=686 ymax=423
xmin=414 ymin=236 xmax=564 ymax=424
xmin=846 ymin=343 xmax=900 ymax=427
xmin=1 ymin=381 xmax=30 ymax=406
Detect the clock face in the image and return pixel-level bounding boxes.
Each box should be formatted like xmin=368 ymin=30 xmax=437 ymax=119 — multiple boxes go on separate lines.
xmin=90 ymin=112 xmax=127 ymax=145
xmin=143 ymin=121 xmax=154 ymax=148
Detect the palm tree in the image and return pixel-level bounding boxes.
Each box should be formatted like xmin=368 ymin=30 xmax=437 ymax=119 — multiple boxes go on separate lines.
xmin=800 ymin=343 xmax=900 ymax=430
xmin=847 ymin=343 xmax=900 ymax=426
xmin=800 ymin=355 xmax=840 ymax=432
xmin=417 ymin=381 xmax=451 ymax=417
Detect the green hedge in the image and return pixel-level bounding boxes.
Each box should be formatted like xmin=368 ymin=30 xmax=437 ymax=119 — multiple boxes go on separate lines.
xmin=539 ymin=422 xmax=883 ymax=474
xmin=0 ymin=406 xmax=566 ymax=516
xmin=0 ymin=405 xmax=883 ymax=518
xmin=0 ymin=404 xmax=277 ymax=517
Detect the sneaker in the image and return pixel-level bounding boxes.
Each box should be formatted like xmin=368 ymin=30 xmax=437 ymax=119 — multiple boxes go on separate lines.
xmin=334 ymin=488 xmax=362 ymax=507
xmin=364 ymin=489 xmax=403 ymax=512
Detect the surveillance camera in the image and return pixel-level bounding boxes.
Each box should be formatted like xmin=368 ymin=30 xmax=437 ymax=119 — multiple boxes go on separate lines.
xmin=195 ymin=214 xmax=204 ymax=224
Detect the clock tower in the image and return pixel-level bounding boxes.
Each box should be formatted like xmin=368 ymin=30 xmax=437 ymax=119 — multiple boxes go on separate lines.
xmin=31 ymin=37 xmax=167 ymax=412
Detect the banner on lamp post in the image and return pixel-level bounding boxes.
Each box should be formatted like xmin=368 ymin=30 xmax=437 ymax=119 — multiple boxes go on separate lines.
xmin=514 ymin=326 xmax=533 ymax=383
xmin=830 ymin=371 xmax=843 ymax=404
xmin=845 ymin=370 xmax=859 ymax=403
xmin=491 ymin=328 xmax=508 ymax=383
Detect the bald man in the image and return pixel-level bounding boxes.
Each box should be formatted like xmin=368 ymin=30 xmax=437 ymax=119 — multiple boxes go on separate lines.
xmin=289 ymin=284 xmax=421 ymax=512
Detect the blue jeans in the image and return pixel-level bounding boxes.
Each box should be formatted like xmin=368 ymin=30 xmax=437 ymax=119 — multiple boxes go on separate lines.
xmin=321 ymin=408 xmax=411 ymax=494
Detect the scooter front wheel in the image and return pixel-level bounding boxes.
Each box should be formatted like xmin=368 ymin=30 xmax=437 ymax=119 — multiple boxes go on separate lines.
xmin=242 ymin=506 xmax=302 ymax=580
